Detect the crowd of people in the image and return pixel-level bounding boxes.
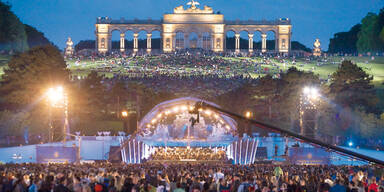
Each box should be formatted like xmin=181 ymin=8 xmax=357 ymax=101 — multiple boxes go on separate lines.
xmin=69 ymin=53 xmax=288 ymax=98
xmin=0 ymin=163 xmax=383 ymax=192
xmin=150 ymin=147 xmax=227 ymax=161
xmin=69 ymin=52 xmax=298 ymax=79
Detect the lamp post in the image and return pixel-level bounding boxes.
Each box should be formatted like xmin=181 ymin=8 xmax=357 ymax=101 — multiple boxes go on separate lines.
xmin=121 ymin=110 xmax=129 ymax=133
xmin=244 ymin=111 xmax=253 ymax=136
xmin=299 ymin=86 xmax=320 ymax=138
xmin=245 ymin=111 xmax=253 ymax=119
xmin=46 ymin=86 xmax=69 ymax=143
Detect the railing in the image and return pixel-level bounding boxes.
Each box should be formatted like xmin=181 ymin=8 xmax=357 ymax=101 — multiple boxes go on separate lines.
xmin=96 ymin=17 xmax=290 ymax=25
xmin=225 ymin=19 xmax=291 ymax=25
xmin=97 ymin=17 xmax=162 ymax=24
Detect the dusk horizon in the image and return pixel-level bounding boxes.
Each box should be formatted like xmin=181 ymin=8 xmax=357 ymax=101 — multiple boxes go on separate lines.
xmin=8 ymin=0 xmax=383 ymax=50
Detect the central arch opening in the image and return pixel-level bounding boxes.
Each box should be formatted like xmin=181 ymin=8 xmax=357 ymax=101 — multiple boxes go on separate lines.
xmin=175 ymin=31 xmax=184 ymax=50
xmin=188 ymin=32 xmax=198 ymax=49
xmin=202 ymin=32 xmax=211 ymax=50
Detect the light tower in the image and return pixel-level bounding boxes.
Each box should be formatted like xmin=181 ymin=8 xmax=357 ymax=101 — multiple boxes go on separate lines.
xmin=299 ymin=86 xmax=320 ymax=138
xmin=47 ymin=86 xmax=69 ymax=143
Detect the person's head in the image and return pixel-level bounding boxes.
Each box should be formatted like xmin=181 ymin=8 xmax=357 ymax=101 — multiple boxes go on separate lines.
xmin=371 ymin=177 xmax=376 ymax=184
xmin=219 ymin=178 xmax=225 ymax=185
xmin=124 ymin=177 xmax=133 ymax=185
xmin=192 ymin=183 xmax=201 ymax=192
xmin=59 ymin=177 xmax=66 ymax=185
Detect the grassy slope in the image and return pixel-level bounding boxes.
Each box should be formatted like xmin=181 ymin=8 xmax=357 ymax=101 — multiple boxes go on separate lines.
xmin=0 ymin=55 xmax=11 ymax=76
xmin=2 ymin=55 xmax=384 ymax=87
xmin=221 ymin=56 xmax=384 ymax=87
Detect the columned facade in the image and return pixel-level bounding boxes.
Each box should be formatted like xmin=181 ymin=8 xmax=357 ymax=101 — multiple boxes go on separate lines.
xmin=133 ymin=33 xmax=138 ymax=53
xmin=120 ymin=33 xmax=125 ymax=52
xmin=95 ymin=3 xmax=292 ymax=54
xmin=235 ymin=34 xmax=240 ymax=53
xmin=146 ymin=33 xmax=152 ymax=53
xmin=248 ymin=34 xmax=253 ymax=53
xmin=261 ymin=33 xmax=267 ymax=53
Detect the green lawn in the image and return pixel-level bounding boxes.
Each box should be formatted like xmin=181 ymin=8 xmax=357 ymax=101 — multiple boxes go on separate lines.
xmin=1 ymin=55 xmax=384 ymax=87
xmin=220 ymin=56 xmax=384 ymax=87
xmin=0 ymin=55 xmax=11 ymax=77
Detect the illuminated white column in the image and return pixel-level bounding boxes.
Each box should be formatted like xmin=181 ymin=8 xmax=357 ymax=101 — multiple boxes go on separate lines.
xmin=248 ymin=34 xmax=254 ymax=53
xmin=245 ymin=139 xmax=249 ymax=164
xmin=261 ymin=33 xmax=267 ymax=53
xmin=120 ymin=33 xmax=125 ymax=52
xmin=184 ymin=34 xmax=189 ymax=49
xmin=146 ymin=33 xmax=152 ymax=54
xmin=133 ymin=33 xmax=139 ymax=53
xmin=235 ymin=33 xmax=240 ymax=53
xmin=239 ymin=139 xmax=242 ymax=164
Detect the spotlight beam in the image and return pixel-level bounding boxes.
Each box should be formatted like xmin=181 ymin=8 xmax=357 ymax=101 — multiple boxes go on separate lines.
xmin=193 ymin=101 xmax=384 ymax=166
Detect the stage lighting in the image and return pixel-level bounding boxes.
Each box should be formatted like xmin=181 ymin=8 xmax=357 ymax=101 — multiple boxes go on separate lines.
xmin=121 ymin=111 xmax=128 ymax=117
xmin=172 ymin=106 xmax=179 ymax=112
xmin=303 ymin=86 xmax=320 ymax=100
xmin=348 ymin=141 xmax=353 ymax=147
xmin=303 ymin=87 xmax=310 ymax=95
xmin=47 ymin=86 xmax=64 ymax=106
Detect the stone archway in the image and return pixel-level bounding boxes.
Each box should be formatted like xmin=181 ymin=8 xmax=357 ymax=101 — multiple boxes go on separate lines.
xmin=175 ymin=31 xmax=185 ymax=49
xmin=188 ymin=32 xmax=199 ymax=49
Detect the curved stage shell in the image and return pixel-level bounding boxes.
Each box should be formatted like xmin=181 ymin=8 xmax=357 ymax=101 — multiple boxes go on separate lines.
xmin=136 ymin=97 xmax=237 ymax=147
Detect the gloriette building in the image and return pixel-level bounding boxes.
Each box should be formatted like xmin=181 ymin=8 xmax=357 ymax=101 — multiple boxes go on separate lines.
xmin=95 ymin=1 xmax=292 ymax=54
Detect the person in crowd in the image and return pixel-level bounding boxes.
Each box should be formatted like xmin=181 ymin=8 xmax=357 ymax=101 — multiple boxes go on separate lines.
xmin=0 ymin=162 xmax=382 ymax=192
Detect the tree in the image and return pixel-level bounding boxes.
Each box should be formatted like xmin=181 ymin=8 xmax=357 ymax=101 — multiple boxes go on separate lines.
xmin=215 ymin=82 xmax=258 ymax=135
xmin=252 ymin=75 xmax=280 ymax=119
xmin=291 ymin=41 xmax=311 ymax=52
xmin=328 ymin=24 xmax=361 ymax=53
xmin=24 ymin=24 xmax=52 ymax=48
xmin=376 ymin=8 xmax=384 ymax=48
xmin=329 ymin=60 xmax=378 ymax=113
xmin=108 ymin=81 xmax=128 ymax=117
xmin=0 ymin=1 xmax=28 ymax=53
xmin=75 ymin=40 xmax=95 ymax=52
xmin=0 ymin=45 xmax=69 ymax=108
xmin=0 ymin=110 xmax=30 ymax=137
xmin=357 ymin=12 xmax=382 ymax=53
xmin=80 ymin=71 xmax=106 ymax=118
xmin=278 ymin=67 xmax=321 ymax=130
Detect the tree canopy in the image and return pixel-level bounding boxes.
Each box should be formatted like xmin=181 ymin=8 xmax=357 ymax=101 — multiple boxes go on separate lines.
xmin=0 ymin=45 xmax=69 ymax=107
xmin=0 ymin=1 xmax=52 ymax=53
xmin=329 ymin=60 xmax=378 ymax=113
xmin=0 ymin=1 xmax=28 ymax=53
xmin=328 ymin=7 xmax=384 ymax=53
xmin=328 ymin=24 xmax=361 ymax=53
xmin=357 ymin=13 xmax=382 ymax=53
xmin=24 ymin=24 xmax=52 ymax=48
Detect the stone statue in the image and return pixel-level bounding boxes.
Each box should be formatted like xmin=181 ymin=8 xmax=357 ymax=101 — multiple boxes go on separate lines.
xmin=312 ymin=38 xmax=321 ymax=57
xmin=65 ymin=37 xmax=74 ymax=56
xmin=203 ymin=5 xmax=213 ymax=12
xmin=174 ymin=5 xmax=184 ymax=12
xmin=187 ymin=0 xmax=200 ymax=9
xmin=313 ymin=39 xmax=320 ymax=49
